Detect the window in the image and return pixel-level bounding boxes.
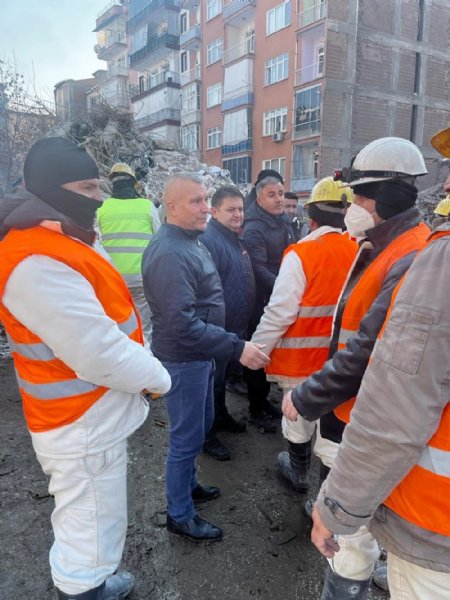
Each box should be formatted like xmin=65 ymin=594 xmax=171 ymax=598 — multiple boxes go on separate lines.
xmin=245 ymin=29 xmax=255 ymax=54
xmin=316 ymin=44 xmax=324 ymax=77
xmin=292 ymin=145 xmax=319 ymax=190
xmin=182 ymin=83 xmax=200 ymax=114
xmin=312 ymin=150 xmax=319 ymax=178
xmin=263 ymin=158 xmax=286 ymax=180
xmin=138 ymin=75 xmax=145 ymax=94
xmin=180 ymin=12 xmax=188 ymax=34
xmin=207 ymin=0 xmax=222 ymax=21
xmin=265 ymin=52 xmax=289 ymax=85
xmin=181 ymin=125 xmax=200 ymax=151
xmin=180 ymin=51 xmax=188 ymax=73
xmin=223 ymin=156 xmax=252 ymax=184
xmin=207 ymin=83 xmax=222 ymax=107
xmin=207 ymin=38 xmax=223 ymax=65
xmin=263 ymin=107 xmax=288 ymax=136
xmin=267 ymin=1 xmax=291 ymax=35
xmin=294 ymin=85 xmax=321 ymax=137
xmin=207 ymin=127 xmax=222 ymax=149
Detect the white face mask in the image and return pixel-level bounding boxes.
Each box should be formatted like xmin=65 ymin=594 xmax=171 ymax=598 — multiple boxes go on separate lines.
xmin=344 ymin=203 xmax=377 ymax=238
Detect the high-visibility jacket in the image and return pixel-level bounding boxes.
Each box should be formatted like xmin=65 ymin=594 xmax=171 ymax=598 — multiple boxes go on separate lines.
xmin=334 ymin=222 xmax=430 ymax=423
xmin=0 ymin=226 xmax=143 ymax=433
xmin=381 ymin=229 xmax=450 ymax=535
xmin=266 ymin=233 xmax=357 ymax=378
xmin=97 ymin=197 xmax=155 ymax=278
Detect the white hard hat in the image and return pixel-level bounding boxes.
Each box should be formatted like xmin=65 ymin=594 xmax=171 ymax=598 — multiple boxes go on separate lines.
xmin=341 ymin=137 xmax=428 ymax=187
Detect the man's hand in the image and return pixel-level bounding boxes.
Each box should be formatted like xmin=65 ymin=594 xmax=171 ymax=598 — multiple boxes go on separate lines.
xmin=282 ymin=390 xmax=299 ymax=421
xmin=311 ymin=505 xmax=340 ymax=558
xmin=239 ymin=342 xmax=270 ymax=370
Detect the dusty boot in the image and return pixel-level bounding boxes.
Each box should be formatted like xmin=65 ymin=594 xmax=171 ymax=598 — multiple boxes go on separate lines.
xmin=321 ymin=568 xmax=370 ymax=600
xmin=56 ymin=582 xmax=105 ymax=599
xmin=277 ymin=440 xmax=311 ymax=492
xmin=304 ymin=463 xmax=330 ymax=521
xmin=372 ymin=565 xmax=389 ymax=591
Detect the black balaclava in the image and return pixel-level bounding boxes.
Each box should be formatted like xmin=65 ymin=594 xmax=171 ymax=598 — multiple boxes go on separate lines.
xmin=24 ymin=137 xmax=101 ymax=231
xmin=353 ymin=179 xmax=417 ymax=220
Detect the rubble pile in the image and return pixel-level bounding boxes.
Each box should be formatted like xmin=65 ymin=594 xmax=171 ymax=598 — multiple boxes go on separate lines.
xmin=418 ymin=183 xmax=447 ymax=222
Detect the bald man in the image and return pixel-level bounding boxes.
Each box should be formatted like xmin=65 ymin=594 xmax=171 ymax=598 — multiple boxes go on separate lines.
xmin=142 ymin=173 xmax=269 ymax=542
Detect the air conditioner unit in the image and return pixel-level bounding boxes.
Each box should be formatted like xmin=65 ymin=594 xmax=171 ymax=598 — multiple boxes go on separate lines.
xmin=272 ymin=131 xmax=284 ymax=142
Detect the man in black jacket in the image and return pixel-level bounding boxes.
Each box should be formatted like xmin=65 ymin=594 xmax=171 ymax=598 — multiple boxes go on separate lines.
xmin=243 ymin=176 xmax=294 ymax=431
xmin=142 ymin=173 xmax=268 ymax=542
xmin=200 ymin=185 xmax=256 ymax=460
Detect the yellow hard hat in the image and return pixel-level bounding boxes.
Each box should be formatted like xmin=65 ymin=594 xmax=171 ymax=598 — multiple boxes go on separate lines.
xmin=434 ymin=195 xmax=450 ymax=217
xmin=431 ymin=128 xmax=450 ymax=158
xmin=305 ymin=176 xmax=353 ymax=206
xmin=109 ymin=162 xmax=136 ymax=180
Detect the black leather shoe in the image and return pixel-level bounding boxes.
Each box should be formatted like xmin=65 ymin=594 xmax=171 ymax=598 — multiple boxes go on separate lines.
xmin=215 ymin=414 xmax=247 ymax=433
xmin=203 ymin=437 xmax=231 ymax=460
xmin=249 ymin=412 xmax=277 ymax=433
xmin=167 ymin=514 xmax=223 ymax=542
xmin=192 ymin=483 xmax=221 ymax=503
xmin=260 ymin=400 xmax=282 ymax=419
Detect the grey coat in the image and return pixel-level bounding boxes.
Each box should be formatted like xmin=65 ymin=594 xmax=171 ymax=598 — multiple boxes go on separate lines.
xmin=316 ymin=223 xmax=450 ymax=572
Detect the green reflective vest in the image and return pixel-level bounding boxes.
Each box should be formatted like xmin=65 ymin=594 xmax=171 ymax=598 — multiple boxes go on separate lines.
xmin=97 ymin=197 xmax=155 ymax=279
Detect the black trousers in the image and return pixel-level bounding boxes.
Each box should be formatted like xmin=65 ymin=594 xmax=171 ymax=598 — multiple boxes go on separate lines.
xmin=243 ymin=367 xmax=270 ymax=415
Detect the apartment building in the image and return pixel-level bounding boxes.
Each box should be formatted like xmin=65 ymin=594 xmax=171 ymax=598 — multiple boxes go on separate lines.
xmin=182 ymin=0 xmax=449 ymax=193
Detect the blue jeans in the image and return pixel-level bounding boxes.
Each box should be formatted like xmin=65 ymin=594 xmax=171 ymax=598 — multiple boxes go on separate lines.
xmin=162 ymin=360 xmax=215 ymax=522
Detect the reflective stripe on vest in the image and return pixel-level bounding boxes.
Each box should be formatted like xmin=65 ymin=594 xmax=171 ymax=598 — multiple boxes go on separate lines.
xmin=266 ymin=233 xmax=357 ymax=379
xmin=333 ymin=222 xmax=430 ymax=424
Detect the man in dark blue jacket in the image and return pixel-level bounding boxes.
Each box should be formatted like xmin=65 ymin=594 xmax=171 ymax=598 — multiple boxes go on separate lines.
xmin=243 ymin=176 xmax=294 ymax=431
xmin=200 ymin=185 xmax=256 ymax=460
xmin=142 ymin=173 xmax=269 ymax=542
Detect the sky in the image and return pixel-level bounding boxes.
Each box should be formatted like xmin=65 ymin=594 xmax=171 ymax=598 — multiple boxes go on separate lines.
xmin=1 ymin=0 xmax=109 ymax=105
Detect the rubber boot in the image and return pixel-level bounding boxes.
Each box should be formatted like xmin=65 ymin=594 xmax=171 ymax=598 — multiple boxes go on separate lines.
xmin=277 ymin=440 xmax=311 ymax=492
xmin=304 ymin=462 xmax=330 ymax=519
xmin=372 ymin=565 xmax=389 ymax=591
xmin=56 ymin=571 xmax=135 ymax=600
xmin=321 ymin=567 xmax=370 ymax=600
xmin=56 ymin=582 xmax=105 ymax=599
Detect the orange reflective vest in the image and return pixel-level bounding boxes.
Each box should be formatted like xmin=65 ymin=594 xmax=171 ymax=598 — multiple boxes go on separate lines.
xmin=334 ymin=222 xmax=430 ymax=423
xmin=0 ymin=226 xmax=143 ymax=433
xmin=383 ymin=229 xmax=450 ymax=535
xmin=266 ymin=233 xmax=357 ymax=378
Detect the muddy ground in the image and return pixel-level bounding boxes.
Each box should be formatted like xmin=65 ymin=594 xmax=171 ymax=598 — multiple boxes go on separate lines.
xmin=0 ymin=357 xmax=388 ymax=600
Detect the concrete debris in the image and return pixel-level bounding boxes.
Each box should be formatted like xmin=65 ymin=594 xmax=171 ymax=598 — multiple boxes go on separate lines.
xmin=418 ymin=183 xmax=447 ymax=221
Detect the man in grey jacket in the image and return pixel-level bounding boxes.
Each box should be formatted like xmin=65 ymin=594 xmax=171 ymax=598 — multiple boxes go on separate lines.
xmin=310 ymin=221 xmax=450 ymax=599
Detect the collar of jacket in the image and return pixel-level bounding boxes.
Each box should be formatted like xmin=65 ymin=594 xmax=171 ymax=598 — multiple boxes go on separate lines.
xmin=364 ymin=206 xmax=421 ymax=250
xmin=208 ymin=217 xmax=241 ymax=241
xmin=162 ymin=222 xmax=202 ymax=239
xmin=0 ymin=187 xmax=96 ymax=245
xmin=245 ymin=201 xmax=290 ymax=228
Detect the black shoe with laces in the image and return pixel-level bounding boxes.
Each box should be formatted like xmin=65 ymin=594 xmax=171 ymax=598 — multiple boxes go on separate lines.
xmin=203 ymin=437 xmax=231 ymax=460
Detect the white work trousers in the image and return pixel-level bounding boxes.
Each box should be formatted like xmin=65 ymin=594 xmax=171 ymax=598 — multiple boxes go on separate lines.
xmin=387 ymin=553 xmax=450 ymax=600
xmin=35 ymin=440 xmax=128 ymax=595
xmin=129 ymin=285 xmax=152 ymax=345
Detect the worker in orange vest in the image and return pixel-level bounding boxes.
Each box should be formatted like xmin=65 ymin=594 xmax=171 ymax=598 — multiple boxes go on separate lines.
xmin=252 ymin=177 xmax=357 ymax=493
xmin=283 ymin=137 xmax=430 ymax=599
xmin=0 ymin=137 xmax=171 ymax=600
xmin=308 ymin=127 xmax=450 ymax=600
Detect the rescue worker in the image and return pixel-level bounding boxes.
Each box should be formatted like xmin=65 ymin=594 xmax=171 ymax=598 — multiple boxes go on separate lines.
xmin=97 ymin=162 xmax=160 ymax=343
xmin=252 ymin=177 xmax=357 ymax=492
xmin=431 ymin=195 xmax=450 ymax=230
xmin=310 ymin=128 xmax=450 ymax=600
xmin=0 ymin=137 xmax=171 ymax=599
xmin=282 ymin=136 xmax=430 ymax=599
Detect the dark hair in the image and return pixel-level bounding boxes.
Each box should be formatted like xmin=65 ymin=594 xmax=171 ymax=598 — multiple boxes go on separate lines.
xmin=284 ymin=192 xmax=298 ymax=200
xmin=255 ymin=169 xmax=284 ymax=186
xmin=306 ymin=202 xmax=345 ymax=229
xmin=211 ymin=185 xmax=244 ymax=208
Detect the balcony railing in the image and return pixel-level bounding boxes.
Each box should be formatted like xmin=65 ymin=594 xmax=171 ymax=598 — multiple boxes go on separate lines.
xmin=107 ymin=64 xmax=128 ymax=78
xmin=130 ymin=70 xmax=180 ymax=98
xmin=180 ymin=24 xmax=201 ymax=49
xmin=95 ymin=31 xmax=127 ymax=58
xmin=95 ymin=1 xmax=123 ymax=31
xmin=297 ymin=1 xmax=327 ymax=29
xmin=223 ymin=0 xmax=256 ymax=20
xmin=127 ymin=0 xmax=180 ymax=32
xmin=223 ymin=39 xmax=255 ymax=66
xmin=222 ymin=85 xmax=254 ymax=111
xmin=134 ymin=108 xmax=181 ymax=130
xmin=291 ymin=174 xmax=317 ymax=192
xmin=294 ymin=62 xmax=324 ymax=86
xmin=292 ymin=118 xmax=321 ymax=139
xmin=180 ymin=65 xmax=201 ymax=86
xmin=221 ymin=138 xmax=253 ymax=156
xmin=129 ymin=33 xmax=179 ymax=68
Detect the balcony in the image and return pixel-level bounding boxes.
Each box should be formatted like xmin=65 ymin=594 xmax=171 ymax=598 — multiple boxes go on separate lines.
xmin=95 ymin=1 xmax=124 ymax=32
xmin=222 ymin=39 xmax=255 ymax=66
xmin=130 ymin=71 xmax=180 ymax=100
xmin=297 ymin=1 xmax=327 ymax=29
xmin=180 ymin=24 xmax=201 ymax=52
xmin=89 ymin=90 xmax=130 ymax=111
xmin=221 ymin=85 xmax=254 ymax=112
xmin=95 ymin=31 xmax=127 ymax=61
xmin=181 ymin=0 xmax=199 ymax=8
xmin=127 ymin=0 xmax=181 ymax=33
xmin=129 ymin=33 xmax=180 ymax=70
xmin=223 ymin=0 xmax=256 ymax=26
xmin=292 ymin=118 xmax=321 ymax=140
xmin=180 ymin=65 xmax=201 ymax=86
xmin=291 ymin=174 xmax=317 ymax=192
xmin=107 ymin=64 xmax=128 ymax=78
xmin=221 ymin=138 xmax=253 ymax=156
xmin=294 ymin=62 xmax=323 ymax=87
xmin=134 ymin=107 xmax=181 ymax=131
xmin=181 ymin=109 xmax=201 ymax=125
